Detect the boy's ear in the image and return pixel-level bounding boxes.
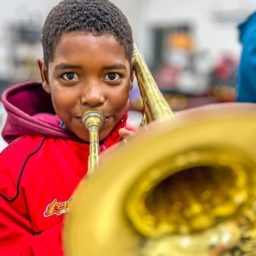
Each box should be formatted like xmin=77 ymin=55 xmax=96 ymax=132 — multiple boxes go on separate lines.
xmin=37 ymin=59 xmax=51 ymax=93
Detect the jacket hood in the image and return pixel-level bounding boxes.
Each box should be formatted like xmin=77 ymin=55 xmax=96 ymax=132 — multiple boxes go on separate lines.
xmin=1 ymin=81 xmax=76 ymax=143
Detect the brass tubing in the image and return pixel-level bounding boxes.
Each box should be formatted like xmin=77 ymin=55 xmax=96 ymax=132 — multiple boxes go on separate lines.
xmin=81 ymin=110 xmax=105 ymax=176
xmin=133 ymin=44 xmax=174 ymax=122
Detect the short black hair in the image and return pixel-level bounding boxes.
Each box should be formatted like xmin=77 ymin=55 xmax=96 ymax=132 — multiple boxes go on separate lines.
xmin=41 ymin=0 xmax=133 ymax=66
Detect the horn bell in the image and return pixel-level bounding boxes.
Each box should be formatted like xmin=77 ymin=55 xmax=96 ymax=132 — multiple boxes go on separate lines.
xmin=63 ymin=103 xmax=256 ymax=256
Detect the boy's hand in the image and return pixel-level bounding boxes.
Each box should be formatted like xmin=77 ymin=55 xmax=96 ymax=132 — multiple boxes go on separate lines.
xmin=118 ymin=127 xmax=135 ymax=140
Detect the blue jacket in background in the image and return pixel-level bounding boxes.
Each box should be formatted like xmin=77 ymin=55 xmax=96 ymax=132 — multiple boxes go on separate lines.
xmin=237 ymin=12 xmax=256 ymax=102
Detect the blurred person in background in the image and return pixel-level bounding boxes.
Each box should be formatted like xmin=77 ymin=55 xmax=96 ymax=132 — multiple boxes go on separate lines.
xmin=236 ymin=11 xmax=256 ymax=102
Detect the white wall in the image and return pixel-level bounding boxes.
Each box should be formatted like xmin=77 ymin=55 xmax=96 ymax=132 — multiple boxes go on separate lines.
xmin=114 ymin=0 xmax=256 ymax=65
xmin=0 ymin=0 xmax=58 ymax=30
xmin=0 ymin=0 xmax=255 ymax=74
xmin=0 ymin=1 xmax=60 ymax=79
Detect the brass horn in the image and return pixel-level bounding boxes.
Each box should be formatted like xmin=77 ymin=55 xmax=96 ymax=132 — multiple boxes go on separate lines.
xmin=81 ymin=110 xmax=105 ymax=176
xmin=63 ymin=46 xmax=256 ymax=255
xmin=132 ymin=45 xmax=173 ymax=122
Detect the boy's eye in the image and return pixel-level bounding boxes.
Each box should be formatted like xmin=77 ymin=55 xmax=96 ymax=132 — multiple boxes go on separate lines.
xmin=105 ymin=72 xmax=120 ymax=81
xmin=62 ymin=72 xmax=79 ymax=81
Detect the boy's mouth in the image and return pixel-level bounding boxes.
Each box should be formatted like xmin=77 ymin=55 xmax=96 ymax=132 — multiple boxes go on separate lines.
xmin=75 ymin=115 xmax=111 ymax=124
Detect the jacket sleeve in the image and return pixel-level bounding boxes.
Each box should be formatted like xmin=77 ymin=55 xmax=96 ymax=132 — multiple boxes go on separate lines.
xmin=237 ymin=12 xmax=256 ymax=102
xmin=0 ymin=196 xmax=64 ymax=256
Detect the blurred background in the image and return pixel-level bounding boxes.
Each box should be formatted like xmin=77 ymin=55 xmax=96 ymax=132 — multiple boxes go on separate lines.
xmin=0 ymin=0 xmax=255 ymax=150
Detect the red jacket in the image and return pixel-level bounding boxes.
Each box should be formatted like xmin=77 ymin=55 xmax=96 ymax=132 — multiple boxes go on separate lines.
xmin=0 ymin=82 xmax=127 ymax=255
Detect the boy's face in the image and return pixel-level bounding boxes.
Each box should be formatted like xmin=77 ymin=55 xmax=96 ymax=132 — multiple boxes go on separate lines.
xmin=39 ymin=32 xmax=133 ymax=142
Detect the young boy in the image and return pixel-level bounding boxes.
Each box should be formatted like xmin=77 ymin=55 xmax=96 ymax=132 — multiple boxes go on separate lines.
xmin=0 ymin=0 xmax=134 ymax=255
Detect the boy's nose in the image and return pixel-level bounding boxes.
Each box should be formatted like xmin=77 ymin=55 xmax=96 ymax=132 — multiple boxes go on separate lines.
xmin=80 ymin=83 xmax=105 ymax=107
